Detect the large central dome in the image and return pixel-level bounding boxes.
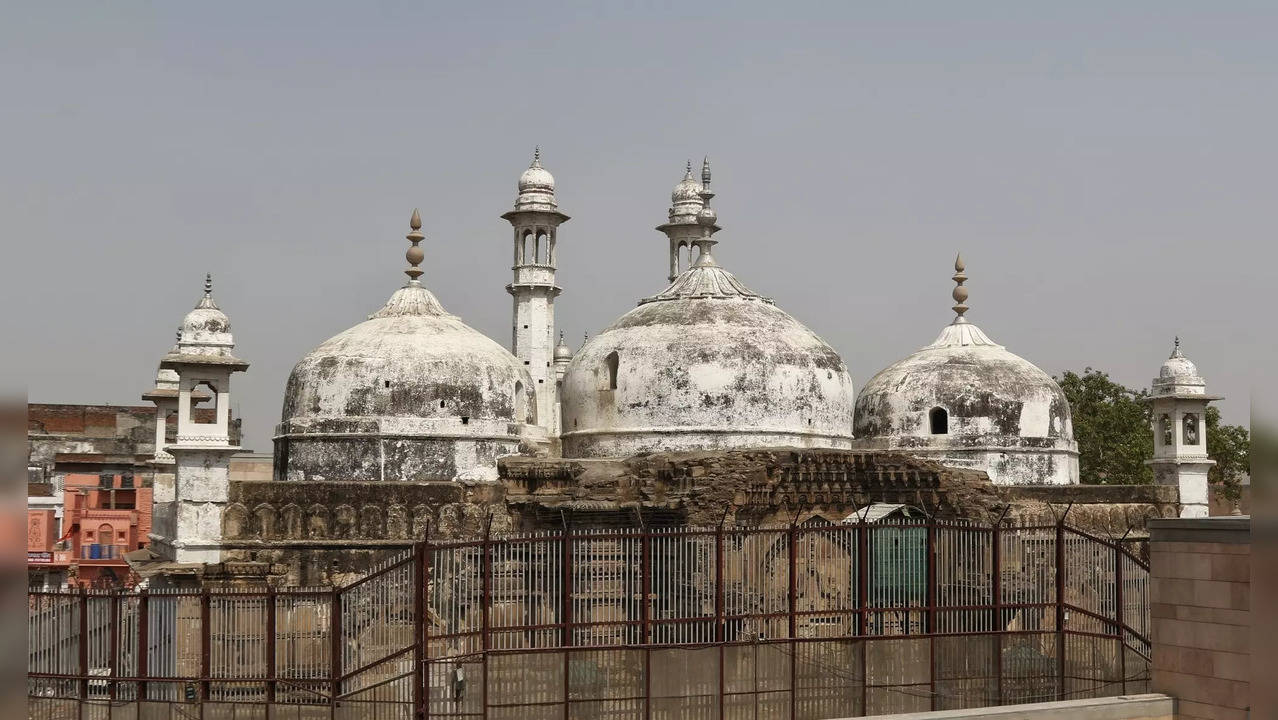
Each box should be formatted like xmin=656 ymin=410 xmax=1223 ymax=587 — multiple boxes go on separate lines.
xmin=559 ymin=161 xmax=854 ymax=458
xmin=275 ymin=212 xmax=539 ymax=483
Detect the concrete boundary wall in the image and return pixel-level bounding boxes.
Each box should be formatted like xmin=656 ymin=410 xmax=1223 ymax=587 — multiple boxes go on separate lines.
xmin=845 ymin=692 xmax=1174 ymax=719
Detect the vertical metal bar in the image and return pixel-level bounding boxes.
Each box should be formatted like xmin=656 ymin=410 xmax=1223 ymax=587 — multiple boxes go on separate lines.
xmin=716 ymin=524 xmax=725 ymax=720
xmin=137 ymin=590 xmax=149 ymax=701
xmin=562 ymin=526 xmax=573 ymax=720
xmin=413 ymin=541 xmax=426 ymax=719
xmin=78 ymin=589 xmax=88 ymax=711
xmin=1055 ymin=522 xmax=1066 ymax=702
xmin=200 ymin=589 xmax=211 ymax=706
xmin=927 ymin=522 xmax=937 ymax=711
xmin=857 ymin=522 xmax=869 ymax=637
xmin=330 ymin=588 xmax=342 ymax=716
xmin=641 ymin=528 xmax=652 ymax=720
xmin=481 ymin=527 xmax=491 ymax=720
xmin=1115 ymin=544 xmax=1125 ymax=695
xmin=789 ymin=524 xmax=798 ymax=720
xmin=425 ymin=535 xmax=435 ymax=719
xmin=991 ymin=525 xmax=1002 ymax=706
xmin=265 ymin=587 xmax=277 ymax=705
xmin=109 ymin=592 xmax=120 ymax=701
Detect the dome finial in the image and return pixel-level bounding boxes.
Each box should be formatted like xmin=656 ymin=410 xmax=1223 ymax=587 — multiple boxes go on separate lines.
xmin=1171 ymin=335 xmax=1183 ymax=358
xmin=951 ymin=253 xmax=969 ymax=322
xmin=531 ymin=146 xmax=541 ymax=168
xmin=701 ymin=156 xmax=712 ymax=188
xmin=204 ymin=272 xmax=213 ymax=297
xmin=405 ymin=209 xmax=425 ymax=282
xmin=685 ymin=159 xmax=693 ymax=178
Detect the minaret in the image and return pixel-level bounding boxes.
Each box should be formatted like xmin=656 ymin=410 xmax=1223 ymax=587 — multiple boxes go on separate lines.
xmin=502 ymin=148 xmax=569 ymax=433
xmin=551 ymin=331 xmax=574 ymax=435
xmin=1143 ymin=338 xmax=1221 ymax=518
xmin=153 ymin=274 xmax=249 ymax=563
xmin=657 ymin=159 xmax=715 ymax=281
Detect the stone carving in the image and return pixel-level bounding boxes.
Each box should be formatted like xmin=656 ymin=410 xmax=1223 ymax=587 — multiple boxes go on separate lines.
xmin=333 ymin=505 xmax=356 ymax=539
xmin=360 ymin=505 xmax=384 ymax=539
xmin=306 ymin=505 xmax=328 ymax=539
xmin=223 ymin=503 xmax=248 ymax=539
xmin=411 ymin=505 xmax=433 ymax=538
xmin=280 ymin=504 xmax=302 ymax=540
xmin=387 ymin=504 xmax=408 ymax=539
xmin=252 ymin=504 xmax=277 ymax=539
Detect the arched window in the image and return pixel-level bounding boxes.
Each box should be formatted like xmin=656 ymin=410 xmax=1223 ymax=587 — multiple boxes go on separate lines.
xmin=605 ymin=351 xmax=619 ymax=390
xmin=929 ymin=407 xmax=948 ymax=435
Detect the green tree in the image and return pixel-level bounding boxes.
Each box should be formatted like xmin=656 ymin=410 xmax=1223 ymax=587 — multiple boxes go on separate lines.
xmin=1205 ymin=406 xmax=1250 ymax=502
xmin=1056 ymin=369 xmax=1152 ymax=485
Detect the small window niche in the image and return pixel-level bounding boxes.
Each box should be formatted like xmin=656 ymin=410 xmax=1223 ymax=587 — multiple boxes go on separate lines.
xmin=605 ymin=351 xmax=619 ymax=390
xmin=929 ymin=407 xmax=948 ymax=435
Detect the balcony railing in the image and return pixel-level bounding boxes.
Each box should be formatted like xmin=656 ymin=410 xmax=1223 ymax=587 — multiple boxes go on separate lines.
xmin=78 ymin=544 xmax=128 ymax=561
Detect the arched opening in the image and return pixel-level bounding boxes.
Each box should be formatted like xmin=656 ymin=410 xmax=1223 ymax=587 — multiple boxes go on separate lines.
xmin=929 ymin=407 xmax=948 ymax=435
xmin=514 ymin=381 xmax=526 ymax=422
xmin=521 ymin=230 xmax=533 ymax=264
xmin=605 ymin=351 xmax=619 ymax=390
xmin=536 ymin=232 xmax=548 ymax=264
xmin=189 ymin=381 xmax=218 ymax=424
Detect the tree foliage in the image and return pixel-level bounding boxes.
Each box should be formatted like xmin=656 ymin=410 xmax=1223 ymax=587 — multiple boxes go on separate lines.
xmin=1056 ymin=369 xmax=1152 ymax=485
xmin=1056 ymin=368 xmax=1250 ymax=496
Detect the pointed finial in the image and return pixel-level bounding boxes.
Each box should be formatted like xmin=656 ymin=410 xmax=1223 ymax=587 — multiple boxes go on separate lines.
xmin=701 ymin=156 xmax=711 ymax=188
xmin=404 ymin=209 xmax=425 ymax=282
xmin=559 ymin=330 xmax=566 ymax=343
xmin=204 ymin=273 xmax=213 ymax=296
xmin=175 ymin=327 xmax=182 ymax=344
xmin=531 ymin=146 xmax=542 ymax=168
xmin=1170 ymin=336 xmax=1183 ymax=358
xmin=951 ymin=253 xmax=969 ymax=321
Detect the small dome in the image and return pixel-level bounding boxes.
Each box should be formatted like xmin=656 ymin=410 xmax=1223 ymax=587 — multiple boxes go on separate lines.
xmin=1159 ymin=341 xmax=1199 ymax=380
xmin=671 ymin=165 xmax=702 ymax=203
xmin=553 ymin=332 xmax=574 ymax=362
xmin=518 ymin=164 xmax=555 ymax=193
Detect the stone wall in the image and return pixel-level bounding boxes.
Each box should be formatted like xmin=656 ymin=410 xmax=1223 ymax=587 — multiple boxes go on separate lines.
xmin=1148 ymin=516 xmax=1250 ymax=720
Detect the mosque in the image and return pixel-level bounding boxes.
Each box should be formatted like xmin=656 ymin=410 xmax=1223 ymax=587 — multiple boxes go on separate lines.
xmin=135 ymin=151 xmax=1216 ymax=584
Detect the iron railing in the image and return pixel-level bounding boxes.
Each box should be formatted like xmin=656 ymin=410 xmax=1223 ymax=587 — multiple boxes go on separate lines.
xmin=28 ymin=518 xmax=1150 ymax=719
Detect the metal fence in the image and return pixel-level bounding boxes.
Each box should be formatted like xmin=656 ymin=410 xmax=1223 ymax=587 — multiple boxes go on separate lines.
xmin=28 ymin=519 xmax=1150 ymax=719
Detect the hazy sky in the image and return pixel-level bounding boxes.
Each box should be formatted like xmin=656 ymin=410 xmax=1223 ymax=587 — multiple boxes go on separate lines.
xmin=4 ymin=2 xmax=1270 ymax=451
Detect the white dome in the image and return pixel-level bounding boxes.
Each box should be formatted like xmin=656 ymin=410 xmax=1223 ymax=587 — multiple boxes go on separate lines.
xmin=518 ymin=164 xmax=555 ymax=193
xmin=276 ymin=282 xmax=539 ymax=482
xmin=1151 ymin=339 xmax=1207 ymax=396
xmin=853 ymin=319 xmax=1078 ymax=485
xmin=560 ymin=255 xmax=854 ymax=458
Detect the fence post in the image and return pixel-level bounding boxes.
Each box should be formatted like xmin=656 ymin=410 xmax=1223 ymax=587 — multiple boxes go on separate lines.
xmin=109 ymin=591 xmax=120 ymax=702
xmin=990 ymin=524 xmax=1002 ymax=706
xmin=330 ymin=587 xmax=341 ymax=715
xmin=413 ymin=541 xmax=427 ymax=719
xmin=138 ymin=589 xmax=149 ymax=701
xmin=857 ymin=520 xmax=869 ymax=715
xmin=715 ymin=523 xmax=725 ymax=720
xmin=265 ymin=586 xmax=276 ymax=705
xmin=481 ymin=523 xmax=491 ymax=720
xmin=1055 ymin=521 xmax=1066 ymax=702
xmin=640 ymin=527 xmax=651 ymax=720
xmin=926 ymin=521 xmax=937 ymax=711
xmin=78 ymin=588 xmax=88 ymax=709
xmin=200 ymin=589 xmax=211 ymax=707
xmin=561 ymin=524 xmax=573 ymax=720
xmin=1115 ymin=543 xmax=1126 ymax=695
xmin=788 ymin=523 xmax=798 ymax=720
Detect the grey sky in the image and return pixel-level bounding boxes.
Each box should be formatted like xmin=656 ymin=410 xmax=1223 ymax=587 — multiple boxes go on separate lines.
xmin=4 ymin=2 xmax=1269 ymax=451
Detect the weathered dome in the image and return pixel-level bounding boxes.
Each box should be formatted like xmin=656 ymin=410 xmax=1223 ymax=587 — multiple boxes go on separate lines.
xmin=553 ymin=332 xmax=574 ymax=362
xmin=1151 ymin=338 xmax=1207 ymax=396
xmin=852 ymin=258 xmax=1078 ymax=485
xmin=274 ymin=213 xmax=540 ymax=483
xmin=177 ymin=274 xmax=233 ymax=353
xmin=855 ymin=322 xmax=1073 ymax=441
xmin=281 ymin=284 xmax=536 ymax=426
xmin=671 ymin=161 xmax=703 ymax=205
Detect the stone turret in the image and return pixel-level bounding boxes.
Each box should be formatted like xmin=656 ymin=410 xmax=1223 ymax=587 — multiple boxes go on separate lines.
xmin=1142 ymin=338 xmax=1221 ymax=518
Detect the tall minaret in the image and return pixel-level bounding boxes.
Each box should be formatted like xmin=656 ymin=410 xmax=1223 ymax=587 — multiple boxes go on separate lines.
xmin=502 ymin=148 xmax=569 ymax=432
xmin=1143 ymin=338 xmax=1221 ymax=518
xmin=656 ymin=159 xmax=712 ymax=281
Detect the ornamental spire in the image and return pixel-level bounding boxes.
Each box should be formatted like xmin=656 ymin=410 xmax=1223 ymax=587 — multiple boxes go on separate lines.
xmin=1171 ymin=336 xmax=1183 ymax=358
xmin=693 ymin=156 xmax=719 ymax=265
xmin=405 ymin=209 xmax=425 ymax=282
xmin=531 ymin=145 xmax=541 ymax=168
xmin=204 ymin=272 xmax=212 ymax=297
xmin=951 ymin=253 xmax=969 ymax=322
